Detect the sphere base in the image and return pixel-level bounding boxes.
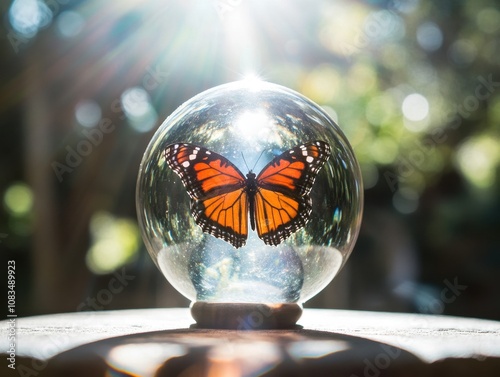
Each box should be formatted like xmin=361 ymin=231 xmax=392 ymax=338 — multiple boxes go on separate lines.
xmin=190 ymin=302 xmax=303 ymax=330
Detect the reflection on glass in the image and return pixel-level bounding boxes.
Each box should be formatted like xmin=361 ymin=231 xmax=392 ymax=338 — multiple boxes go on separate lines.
xmin=137 ymin=80 xmax=363 ymax=304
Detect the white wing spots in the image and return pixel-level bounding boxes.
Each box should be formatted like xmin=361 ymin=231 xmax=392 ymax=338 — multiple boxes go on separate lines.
xmin=174 ymin=144 xmax=179 ymax=149
xmin=182 ymin=161 xmax=190 ymax=168
xmin=306 ymin=156 xmax=314 ymax=163
xmin=189 ymin=154 xmax=197 ymax=160
xmin=302 ymin=150 xmax=308 ymax=156
xmin=206 ymin=151 xmax=211 ymax=155
xmin=289 ymin=150 xmax=294 ymax=154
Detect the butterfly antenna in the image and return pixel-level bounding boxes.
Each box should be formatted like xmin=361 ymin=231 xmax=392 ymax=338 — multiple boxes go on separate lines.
xmin=251 ymin=149 xmax=266 ymax=172
xmin=241 ymin=152 xmax=250 ymax=172
xmin=241 ymin=149 xmax=266 ymax=172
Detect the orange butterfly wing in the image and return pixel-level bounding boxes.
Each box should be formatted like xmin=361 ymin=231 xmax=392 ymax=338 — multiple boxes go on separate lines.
xmin=165 ymin=141 xmax=330 ymax=248
xmin=254 ymin=141 xmax=331 ymax=246
xmin=164 ymin=143 xmax=248 ymax=248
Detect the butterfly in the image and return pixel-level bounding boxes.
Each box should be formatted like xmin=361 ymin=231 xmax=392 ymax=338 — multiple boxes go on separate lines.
xmin=164 ymin=140 xmax=330 ymax=248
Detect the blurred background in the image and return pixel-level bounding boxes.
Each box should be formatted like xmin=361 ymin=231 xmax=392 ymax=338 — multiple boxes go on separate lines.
xmin=1 ymin=0 xmax=499 ymax=320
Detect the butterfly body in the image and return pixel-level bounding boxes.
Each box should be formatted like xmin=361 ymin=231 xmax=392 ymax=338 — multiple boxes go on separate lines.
xmin=244 ymin=171 xmax=258 ymax=232
xmin=164 ymin=141 xmax=330 ymax=248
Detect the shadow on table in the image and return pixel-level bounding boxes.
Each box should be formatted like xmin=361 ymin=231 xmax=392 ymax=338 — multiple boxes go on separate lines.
xmin=18 ymin=328 xmax=500 ymax=377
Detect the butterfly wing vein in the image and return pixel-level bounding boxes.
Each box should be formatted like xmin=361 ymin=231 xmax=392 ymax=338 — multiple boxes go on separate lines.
xmin=255 ymin=141 xmax=331 ymax=246
xmin=165 ymin=143 xmax=248 ymax=248
xmin=165 ymin=141 xmax=330 ymax=248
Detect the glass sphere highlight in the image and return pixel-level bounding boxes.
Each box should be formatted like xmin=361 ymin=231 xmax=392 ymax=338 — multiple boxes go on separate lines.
xmin=136 ymin=80 xmax=363 ymax=305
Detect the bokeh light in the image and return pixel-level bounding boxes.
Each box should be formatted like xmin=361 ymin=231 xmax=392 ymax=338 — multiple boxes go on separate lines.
xmin=75 ymin=100 xmax=102 ymax=128
xmin=318 ymin=2 xmax=368 ymax=58
xmin=3 ymin=182 xmax=33 ymax=216
xmin=393 ymin=187 xmax=420 ymax=214
xmin=393 ymin=0 xmax=420 ymax=14
xmin=121 ymin=87 xmax=158 ymax=133
xmin=448 ymin=39 xmax=478 ymax=66
xmin=56 ymin=10 xmax=85 ymax=38
xmin=8 ymin=0 xmax=52 ymax=38
xmin=402 ymin=93 xmax=429 ymax=122
xmin=456 ymin=135 xmax=500 ymax=189
xmin=301 ymin=64 xmax=341 ymax=104
xmin=369 ymin=136 xmax=398 ymax=165
xmin=476 ymin=8 xmax=500 ymax=34
xmin=85 ymin=212 xmax=140 ymax=274
xmin=416 ymin=21 xmax=443 ymax=52
xmin=364 ymin=10 xmax=405 ymax=46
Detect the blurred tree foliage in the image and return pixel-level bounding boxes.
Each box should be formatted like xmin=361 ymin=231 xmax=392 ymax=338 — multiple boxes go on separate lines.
xmin=0 ymin=0 xmax=498 ymax=318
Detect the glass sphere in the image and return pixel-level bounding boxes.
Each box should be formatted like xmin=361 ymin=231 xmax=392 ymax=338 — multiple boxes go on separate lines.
xmin=136 ymin=80 xmax=363 ymax=305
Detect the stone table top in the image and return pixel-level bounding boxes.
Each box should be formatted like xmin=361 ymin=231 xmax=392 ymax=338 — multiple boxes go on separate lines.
xmin=1 ymin=308 xmax=499 ymax=376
